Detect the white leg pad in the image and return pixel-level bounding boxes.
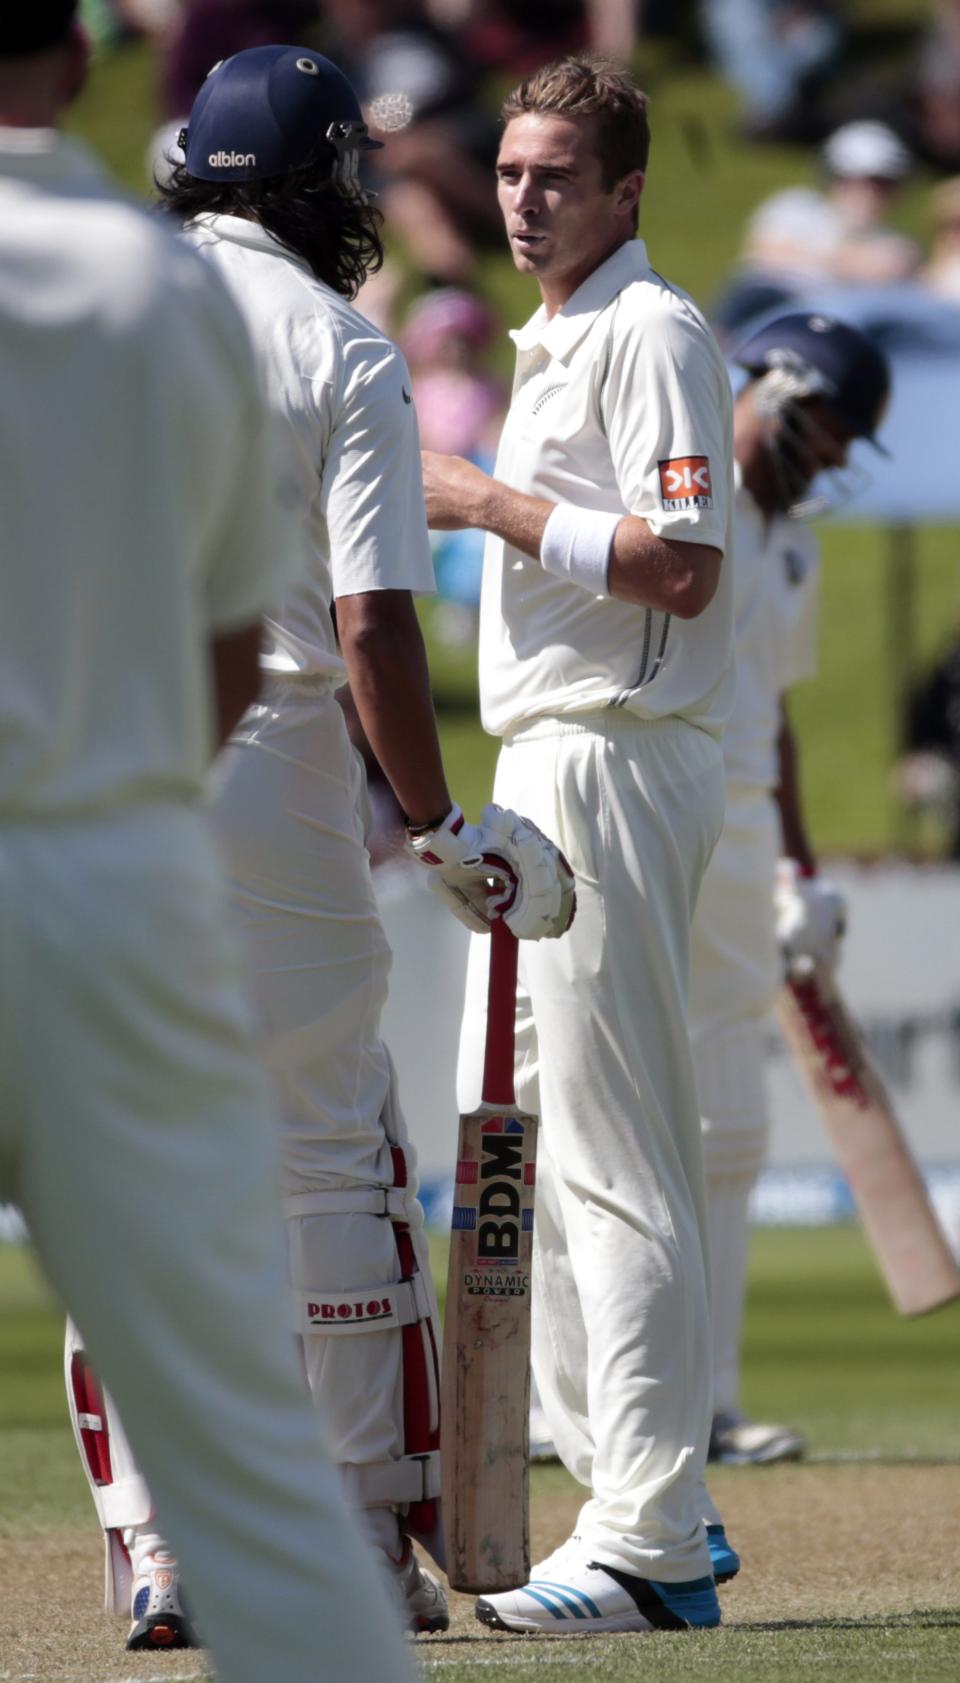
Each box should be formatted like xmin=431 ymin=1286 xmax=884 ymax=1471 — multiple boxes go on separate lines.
xmin=286 ymin=1204 xmax=441 ymax=1523
xmin=693 ymin=1016 xmax=770 ymax=1182
xmin=65 ymin=1318 xmax=151 ymax=1614
xmin=704 ymin=1173 xmax=755 ymax=1418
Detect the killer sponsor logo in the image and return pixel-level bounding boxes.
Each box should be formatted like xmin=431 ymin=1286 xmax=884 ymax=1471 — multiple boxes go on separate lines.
xmin=306 ymin=1296 xmax=394 ymax=1325
xmin=658 ymin=455 xmax=713 ymax=510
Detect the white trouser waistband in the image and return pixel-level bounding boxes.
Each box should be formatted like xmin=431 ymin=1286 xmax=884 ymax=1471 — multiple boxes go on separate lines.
xmin=502 ymin=711 xmax=711 ymax=746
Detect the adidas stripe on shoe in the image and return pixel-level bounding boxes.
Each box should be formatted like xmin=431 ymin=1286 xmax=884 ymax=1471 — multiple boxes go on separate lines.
xmin=475 ymin=1540 xmax=720 ymax=1634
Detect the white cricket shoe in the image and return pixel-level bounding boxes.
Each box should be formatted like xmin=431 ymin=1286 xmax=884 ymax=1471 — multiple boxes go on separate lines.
xmin=379 ymin=1538 xmax=450 ymax=1634
xmin=126 ymin=1545 xmax=200 ymax=1651
xmin=475 ymin=1536 xmax=720 ymax=1634
xmin=708 ymin=1410 xmax=806 ymax=1466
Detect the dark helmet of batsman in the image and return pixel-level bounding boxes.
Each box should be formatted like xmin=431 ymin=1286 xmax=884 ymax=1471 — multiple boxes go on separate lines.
xmin=732 ymin=312 xmax=892 ymax=513
xmin=178 ymin=45 xmax=382 ymax=190
xmin=734 ymin=312 xmax=891 ymax=445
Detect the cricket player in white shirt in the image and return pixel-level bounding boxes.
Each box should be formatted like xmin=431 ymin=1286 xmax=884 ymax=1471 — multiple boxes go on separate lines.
xmin=65 ymin=43 xmax=574 ymax=1644
xmin=424 ymin=56 xmax=736 ymax=1633
xmin=692 ymin=313 xmax=890 ymax=1467
xmin=0 ymin=8 xmax=418 ymax=1683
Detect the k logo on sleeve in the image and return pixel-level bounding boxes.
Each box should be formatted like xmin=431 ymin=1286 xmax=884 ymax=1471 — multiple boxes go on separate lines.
xmin=658 ymin=456 xmax=713 ymax=510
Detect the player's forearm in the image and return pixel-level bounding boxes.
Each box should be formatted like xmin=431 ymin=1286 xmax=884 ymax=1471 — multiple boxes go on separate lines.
xmin=473 ymin=478 xmax=720 ymax=618
xmin=607 ymin=519 xmax=721 ymax=616
xmin=774 ymin=701 xmax=817 ymax=873
xmin=425 ymin=453 xmax=720 ymax=617
xmin=335 ymin=589 xmax=451 ymax=828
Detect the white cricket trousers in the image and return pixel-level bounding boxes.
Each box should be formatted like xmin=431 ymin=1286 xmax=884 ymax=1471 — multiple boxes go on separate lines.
xmin=0 ymin=808 xmax=414 ymax=1683
xmin=457 ymin=713 xmax=726 ymax=1583
xmin=689 ymin=788 xmax=780 ymax=1417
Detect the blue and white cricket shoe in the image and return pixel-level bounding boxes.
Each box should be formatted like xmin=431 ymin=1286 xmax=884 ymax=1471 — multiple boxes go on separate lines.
xmin=475 ymin=1537 xmax=721 ymax=1634
xmin=706 ymin=1523 xmax=741 ymax=1584
xmin=126 ymin=1546 xmax=200 ymax=1651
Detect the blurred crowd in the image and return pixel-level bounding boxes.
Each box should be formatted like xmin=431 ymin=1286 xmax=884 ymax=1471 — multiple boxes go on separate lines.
xmin=81 ymin=1 xmax=960 ymax=856
xmin=82 ymin=3 xmax=960 ymax=164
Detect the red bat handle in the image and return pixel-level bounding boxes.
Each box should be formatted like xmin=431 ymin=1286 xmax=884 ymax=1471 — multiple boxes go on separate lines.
xmin=481 ymin=911 xmax=519 ymax=1108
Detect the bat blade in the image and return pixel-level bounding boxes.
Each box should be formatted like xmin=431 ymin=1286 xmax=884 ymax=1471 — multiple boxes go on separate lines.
xmin=777 ymin=970 xmax=960 ymax=1317
xmin=441 ymin=1100 xmax=538 ymax=1593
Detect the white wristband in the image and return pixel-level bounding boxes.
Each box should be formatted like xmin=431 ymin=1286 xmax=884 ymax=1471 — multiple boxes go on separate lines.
xmin=539 ymin=502 xmax=622 ymax=596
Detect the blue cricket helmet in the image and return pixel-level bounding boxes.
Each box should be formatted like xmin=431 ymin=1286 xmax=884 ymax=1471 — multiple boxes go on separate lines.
xmin=733 ymin=312 xmax=891 ymax=445
xmin=178 ymin=45 xmax=382 ymax=184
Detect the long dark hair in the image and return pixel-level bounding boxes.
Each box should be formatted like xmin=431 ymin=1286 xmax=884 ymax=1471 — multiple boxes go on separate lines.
xmin=157 ymin=159 xmax=384 ymax=299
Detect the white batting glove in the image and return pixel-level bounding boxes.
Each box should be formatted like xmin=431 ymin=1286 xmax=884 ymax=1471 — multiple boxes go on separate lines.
xmin=478 ymin=804 xmax=577 ymax=941
xmin=406 ymin=803 xmax=576 ymax=940
xmin=773 ymin=858 xmax=847 ymax=977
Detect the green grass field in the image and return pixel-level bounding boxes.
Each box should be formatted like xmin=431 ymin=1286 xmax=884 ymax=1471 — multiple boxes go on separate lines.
xmin=3 ymin=1229 xmax=959 ymax=1681
xmin=62 ymin=1 xmax=960 ymax=857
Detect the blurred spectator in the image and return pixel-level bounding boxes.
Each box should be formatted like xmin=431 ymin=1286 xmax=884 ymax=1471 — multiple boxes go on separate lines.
xmin=713 ymin=121 xmax=920 ymax=342
xmin=906 ymin=0 xmax=960 ymax=174
xmin=161 ymin=1 xmax=321 ymax=117
xmin=402 ymin=287 xmax=506 ymax=641
xmin=81 ymin=0 xmax=179 ymax=49
xmin=122 ymin=0 xmax=180 ymax=32
xmin=825 ymin=3 xmax=960 ymax=176
xmin=700 ymin=0 xmax=844 ymax=141
xmin=453 ymin=1 xmax=590 ymax=72
xmin=895 ymin=628 xmax=960 ymax=858
xmin=322 ymin=1 xmax=502 ymax=284
xmin=402 ymin=287 xmax=504 ymax=456
xmin=432 ymin=0 xmax=670 ymax=63
xmin=921 ymin=177 xmax=960 ymax=303
xmin=80 ymin=0 xmax=127 ymax=50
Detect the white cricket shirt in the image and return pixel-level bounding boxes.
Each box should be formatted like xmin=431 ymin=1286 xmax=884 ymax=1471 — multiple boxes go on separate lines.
xmin=722 ymin=475 xmax=820 ymax=791
xmin=0 ymin=131 xmax=299 ymax=819
xmin=479 ymin=239 xmax=736 ymax=739
xmin=183 ymin=216 xmax=436 ymax=681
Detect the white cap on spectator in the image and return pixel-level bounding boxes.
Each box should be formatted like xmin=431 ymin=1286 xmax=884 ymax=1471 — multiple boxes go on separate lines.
xmin=823 ymin=121 xmax=911 ymax=181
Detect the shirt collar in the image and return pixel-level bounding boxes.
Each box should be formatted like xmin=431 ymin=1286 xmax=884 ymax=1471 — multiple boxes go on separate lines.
xmin=0 ymin=126 xmax=107 ymax=191
xmin=187 ymin=211 xmax=316 ymax=277
xmin=510 ymin=238 xmax=651 ymax=362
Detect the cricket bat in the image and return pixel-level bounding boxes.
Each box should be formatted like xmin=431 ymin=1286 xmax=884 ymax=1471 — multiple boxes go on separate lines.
xmin=777 ymin=966 xmax=960 ymax=1316
xmin=442 ymin=913 xmax=537 ymax=1594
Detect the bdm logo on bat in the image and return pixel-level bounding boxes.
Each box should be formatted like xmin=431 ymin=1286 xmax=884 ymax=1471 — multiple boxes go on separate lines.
xmin=453 ymin=1116 xmax=536 ymax=1292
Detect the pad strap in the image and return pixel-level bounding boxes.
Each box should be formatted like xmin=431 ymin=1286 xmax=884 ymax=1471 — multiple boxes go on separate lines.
xmin=283 ymin=1187 xmax=421 ymax=1226
xmin=294 ymin=1271 xmax=433 ymax=1337
xmin=341 ymin=1449 xmax=442 ymax=1508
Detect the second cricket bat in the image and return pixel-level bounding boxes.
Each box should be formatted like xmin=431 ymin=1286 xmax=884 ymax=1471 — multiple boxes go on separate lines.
xmin=777 ymin=966 xmax=960 ymax=1317
xmin=442 ymin=914 xmax=537 ymax=1594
